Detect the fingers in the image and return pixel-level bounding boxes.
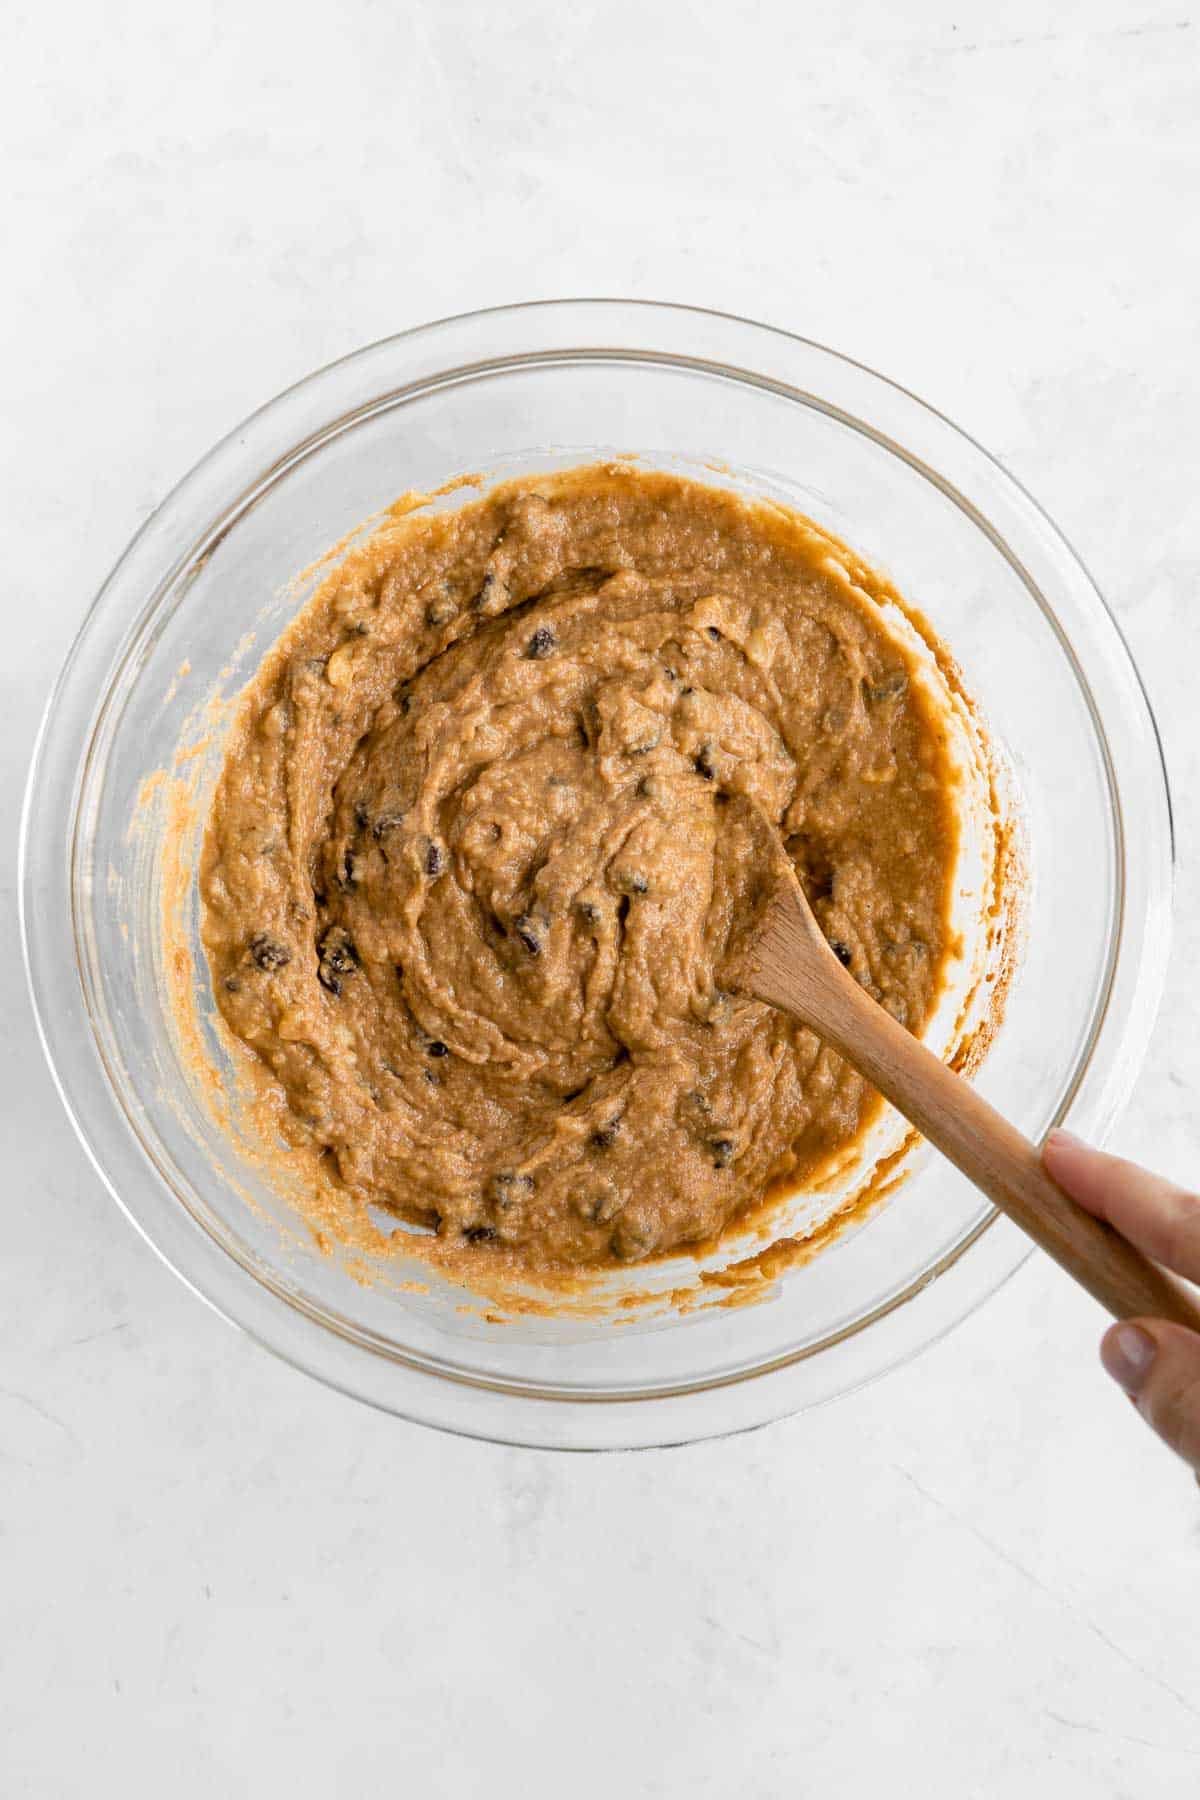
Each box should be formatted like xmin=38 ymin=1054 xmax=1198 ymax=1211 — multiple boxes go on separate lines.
xmin=1042 ymin=1132 xmax=1200 ymax=1474
xmin=1100 ymin=1320 xmax=1200 ymax=1476
xmin=1043 ymin=1130 xmax=1200 ymax=1282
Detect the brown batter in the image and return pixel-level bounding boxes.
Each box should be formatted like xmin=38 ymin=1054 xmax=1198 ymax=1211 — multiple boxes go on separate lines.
xmin=201 ymin=465 xmax=956 ymax=1270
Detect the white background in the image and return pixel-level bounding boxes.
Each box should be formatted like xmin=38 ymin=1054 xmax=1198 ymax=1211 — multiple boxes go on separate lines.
xmin=4 ymin=1 xmax=1200 ymax=1793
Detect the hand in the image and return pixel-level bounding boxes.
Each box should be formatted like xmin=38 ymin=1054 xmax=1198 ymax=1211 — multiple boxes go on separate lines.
xmin=1043 ymin=1130 xmax=1200 ymax=1476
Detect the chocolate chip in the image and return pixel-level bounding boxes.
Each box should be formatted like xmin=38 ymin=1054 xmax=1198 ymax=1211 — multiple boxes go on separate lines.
xmin=425 ymin=596 xmax=456 ymax=628
xmin=488 ymin=1171 xmax=534 ymax=1208
xmin=224 ymin=975 xmax=242 ymax=994
xmin=694 ymin=745 xmax=716 ymax=780
xmin=424 ymin=838 xmax=444 ymax=878
xmin=250 ymin=935 xmax=291 ymax=972
xmin=616 ymin=869 xmax=649 ymax=895
xmin=574 ymin=1180 xmax=622 ymax=1224
xmin=830 ymin=940 xmax=853 ymax=968
xmin=710 ymin=1137 xmax=736 ymax=1169
xmin=705 ymin=990 xmax=732 ymax=1026
xmin=526 ymin=624 xmax=557 ymax=660
xmin=470 ymin=571 xmax=495 ymax=610
xmin=353 ymin=800 xmax=371 ymax=831
xmin=590 ymin=1118 xmax=621 ymax=1151
xmin=515 ymin=913 xmax=545 ymax=955
xmin=317 ymin=925 xmax=359 ymax=996
xmin=373 ymin=812 xmax=405 ymax=841
xmin=426 ymin=1040 xmax=449 ymax=1058
xmin=463 ymin=1225 xmax=497 ymax=1244
xmin=706 ymin=626 xmax=722 ymax=641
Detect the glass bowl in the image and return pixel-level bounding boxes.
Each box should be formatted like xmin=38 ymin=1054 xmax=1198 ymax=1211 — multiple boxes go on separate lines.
xmin=20 ymin=300 xmax=1173 ymax=1449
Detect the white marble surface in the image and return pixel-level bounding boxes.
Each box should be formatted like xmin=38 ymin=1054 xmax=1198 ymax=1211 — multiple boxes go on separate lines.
xmin=4 ymin=1 xmax=1200 ymax=1792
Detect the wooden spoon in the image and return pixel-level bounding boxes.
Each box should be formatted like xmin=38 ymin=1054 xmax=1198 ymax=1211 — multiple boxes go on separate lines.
xmin=731 ymin=868 xmax=1200 ymax=1328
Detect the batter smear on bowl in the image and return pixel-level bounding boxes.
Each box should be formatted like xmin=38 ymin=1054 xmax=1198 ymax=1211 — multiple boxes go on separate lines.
xmin=201 ymin=465 xmax=958 ymax=1270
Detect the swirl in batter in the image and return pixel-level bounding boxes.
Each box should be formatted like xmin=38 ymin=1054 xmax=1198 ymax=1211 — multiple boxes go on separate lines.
xmin=201 ymin=466 xmax=956 ymax=1269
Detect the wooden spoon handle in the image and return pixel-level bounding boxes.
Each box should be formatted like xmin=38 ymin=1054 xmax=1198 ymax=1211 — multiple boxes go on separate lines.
xmin=835 ymin=990 xmax=1200 ymax=1327
xmin=745 ymin=899 xmax=1200 ymax=1329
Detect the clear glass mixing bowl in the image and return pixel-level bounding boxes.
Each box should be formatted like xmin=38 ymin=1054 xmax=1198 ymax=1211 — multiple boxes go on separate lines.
xmin=20 ymin=301 xmax=1173 ymax=1448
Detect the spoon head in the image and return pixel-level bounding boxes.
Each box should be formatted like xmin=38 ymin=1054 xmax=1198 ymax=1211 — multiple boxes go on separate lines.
xmin=715 ymin=799 xmax=838 ymax=1020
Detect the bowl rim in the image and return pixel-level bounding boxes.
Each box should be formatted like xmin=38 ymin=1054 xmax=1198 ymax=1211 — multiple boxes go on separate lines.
xmin=19 ymin=298 xmax=1174 ymax=1448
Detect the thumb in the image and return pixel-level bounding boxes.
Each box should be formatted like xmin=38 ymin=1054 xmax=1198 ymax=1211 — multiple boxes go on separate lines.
xmin=1100 ymin=1319 xmax=1200 ymax=1475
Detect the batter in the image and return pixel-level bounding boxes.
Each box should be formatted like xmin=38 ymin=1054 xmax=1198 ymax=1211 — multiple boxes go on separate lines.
xmin=201 ymin=466 xmax=956 ymax=1269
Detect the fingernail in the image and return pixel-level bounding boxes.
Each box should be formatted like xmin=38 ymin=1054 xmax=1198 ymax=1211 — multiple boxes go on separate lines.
xmin=1100 ymin=1324 xmax=1157 ymax=1394
xmin=1046 ymin=1128 xmax=1086 ymax=1152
